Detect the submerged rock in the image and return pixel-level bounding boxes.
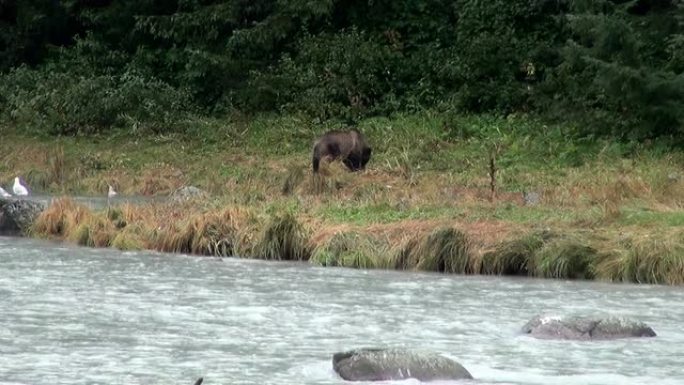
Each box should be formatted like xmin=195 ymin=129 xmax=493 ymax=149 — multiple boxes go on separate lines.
xmin=170 ymin=186 xmax=208 ymax=202
xmin=0 ymin=198 xmax=46 ymax=236
xmin=332 ymin=348 xmax=473 ymax=382
xmin=522 ymin=314 xmax=656 ymax=340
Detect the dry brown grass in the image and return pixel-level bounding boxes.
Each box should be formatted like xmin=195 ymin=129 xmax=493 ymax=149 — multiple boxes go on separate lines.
xmin=3 ymin=137 xmax=681 ymax=225
xmin=32 ymin=197 xmax=255 ymax=256
xmin=139 ymin=205 xmax=252 ymax=257
xmin=25 ymin=193 xmax=684 ymax=285
xmin=654 ymin=178 xmax=684 ymax=208
xmin=542 ymin=167 xmax=681 ymax=213
xmin=32 ymin=198 xmax=92 ymax=237
xmin=138 ymin=166 xmax=186 ymax=196
xmin=6 ymin=129 xmax=684 ymax=284
xmin=31 ymin=198 xmax=115 ymax=247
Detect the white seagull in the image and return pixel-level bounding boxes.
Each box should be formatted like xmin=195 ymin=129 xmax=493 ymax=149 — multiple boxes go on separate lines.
xmin=108 ymin=185 xmax=117 ymax=199
xmin=13 ymin=177 xmax=29 ymax=196
xmin=0 ymin=186 xmax=12 ymax=198
xmin=106 ymin=184 xmax=117 ymax=214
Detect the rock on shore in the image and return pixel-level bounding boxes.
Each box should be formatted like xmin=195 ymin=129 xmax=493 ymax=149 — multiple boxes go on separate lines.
xmin=0 ymin=198 xmax=46 ymax=236
xmin=332 ymin=347 xmax=473 ymax=382
xmin=170 ymin=186 xmax=208 ymax=202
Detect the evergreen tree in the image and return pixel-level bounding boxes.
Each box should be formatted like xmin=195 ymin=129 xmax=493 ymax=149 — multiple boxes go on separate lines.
xmin=542 ymin=0 xmax=684 ymax=139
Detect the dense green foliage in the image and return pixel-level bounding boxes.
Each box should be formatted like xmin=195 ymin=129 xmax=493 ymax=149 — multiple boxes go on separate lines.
xmin=0 ymin=0 xmax=682 ymax=139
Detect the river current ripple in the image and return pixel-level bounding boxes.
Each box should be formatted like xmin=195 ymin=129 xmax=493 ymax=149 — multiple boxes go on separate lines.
xmin=0 ymin=236 xmax=682 ymax=385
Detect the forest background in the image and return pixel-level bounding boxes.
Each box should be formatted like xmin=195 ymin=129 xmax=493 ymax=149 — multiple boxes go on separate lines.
xmin=1 ymin=0 xmax=682 ymax=140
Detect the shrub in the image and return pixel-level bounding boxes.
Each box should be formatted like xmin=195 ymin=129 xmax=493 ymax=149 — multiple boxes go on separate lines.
xmin=0 ymin=66 xmax=193 ymax=135
xmin=247 ymin=29 xmax=402 ymax=120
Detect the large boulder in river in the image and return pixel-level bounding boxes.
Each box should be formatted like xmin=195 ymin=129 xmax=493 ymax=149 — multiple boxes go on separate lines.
xmin=522 ymin=314 xmax=656 ymax=341
xmin=332 ymin=348 xmax=473 ymax=382
xmin=0 ymin=198 xmax=46 ymax=236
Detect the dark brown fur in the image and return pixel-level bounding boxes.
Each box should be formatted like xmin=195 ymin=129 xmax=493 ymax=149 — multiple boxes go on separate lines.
xmin=312 ymin=129 xmax=372 ymax=173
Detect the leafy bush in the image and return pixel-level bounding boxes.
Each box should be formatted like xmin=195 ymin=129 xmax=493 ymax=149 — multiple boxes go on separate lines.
xmin=0 ymin=66 xmax=193 ymax=135
xmin=247 ymin=29 xmax=402 ymax=120
xmin=449 ymin=0 xmax=567 ymax=113
xmin=0 ymin=0 xmax=682 ymax=141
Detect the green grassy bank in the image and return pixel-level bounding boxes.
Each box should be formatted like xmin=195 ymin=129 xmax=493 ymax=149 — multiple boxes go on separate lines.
xmin=1 ymin=112 xmax=683 ymax=284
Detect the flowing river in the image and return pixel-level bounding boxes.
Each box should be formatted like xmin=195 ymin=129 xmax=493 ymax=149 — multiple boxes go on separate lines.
xmin=1 ymin=236 xmax=683 ymax=385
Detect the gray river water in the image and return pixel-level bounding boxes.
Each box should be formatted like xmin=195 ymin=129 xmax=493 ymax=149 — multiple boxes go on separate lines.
xmin=11 ymin=195 xmax=160 ymax=211
xmin=1 ymin=236 xmax=683 ymax=385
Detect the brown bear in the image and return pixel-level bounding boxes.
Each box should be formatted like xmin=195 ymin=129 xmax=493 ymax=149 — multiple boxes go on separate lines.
xmin=312 ymin=129 xmax=372 ymax=173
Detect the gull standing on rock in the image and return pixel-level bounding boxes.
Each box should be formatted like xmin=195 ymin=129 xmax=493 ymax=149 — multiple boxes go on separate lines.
xmin=13 ymin=177 xmax=29 ymax=196
xmin=108 ymin=185 xmax=117 ymax=199
xmin=107 ymin=184 xmax=117 ymax=214
xmin=0 ymin=186 xmax=12 ymax=198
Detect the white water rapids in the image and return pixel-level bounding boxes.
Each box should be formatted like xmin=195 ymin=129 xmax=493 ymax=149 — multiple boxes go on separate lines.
xmin=1 ymin=236 xmax=682 ymax=385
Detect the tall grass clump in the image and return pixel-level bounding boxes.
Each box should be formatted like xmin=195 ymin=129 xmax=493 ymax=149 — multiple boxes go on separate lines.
xmin=32 ymin=198 xmax=119 ymax=247
xmin=654 ymin=176 xmax=684 ymax=207
xmin=111 ymin=225 xmax=146 ymax=251
xmin=80 ymin=214 xmax=115 ymax=247
xmin=46 ymin=146 xmax=66 ymax=189
xmin=106 ymin=207 xmax=128 ymax=229
xmin=189 ymin=209 xmax=242 ymax=256
xmin=154 ymin=208 xmax=243 ymax=257
xmin=32 ymin=197 xmax=90 ymax=237
xmin=593 ymin=247 xmax=631 ymax=283
xmin=58 ymin=211 xmax=115 ymax=248
xmin=68 ymin=223 xmax=92 ymax=246
xmin=481 ymin=233 xmax=545 ymax=275
xmin=597 ymin=175 xmax=651 ymax=221
xmin=310 ymin=231 xmax=390 ymax=269
xmin=118 ymin=203 xmax=151 ymax=226
xmin=281 ymin=165 xmax=305 ymax=195
xmin=533 ymin=236 xmax=596 ymax=280
xmin=253 ymin=212 xmax=310 ymax=261
xmin=25 ymin=169 xmax=50 ymax=193
xmin=394 ymin=228 xmax=472 ymax=273
xmin=107 ymin=205 xmax=155 ymax=251
xmin=303 ymin=162 xmax=349 ymax=195
xmin=154 ymin=221 xmax=194 ymax=254
xmin=596 ymin=232 xmax=684 ymax=285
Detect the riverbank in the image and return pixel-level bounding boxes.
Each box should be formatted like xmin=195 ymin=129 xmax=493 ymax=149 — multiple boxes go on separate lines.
xmin=1 ymin=112 xmax=683 ymax=284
